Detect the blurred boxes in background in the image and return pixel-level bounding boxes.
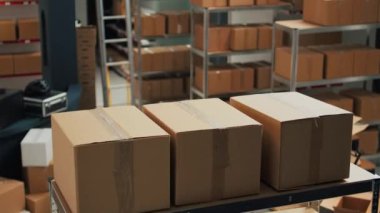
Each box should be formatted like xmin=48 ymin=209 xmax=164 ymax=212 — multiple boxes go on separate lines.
xmin=23 ymin=163 xmax=53 ymax=194
xmin=13 ymin=52 xmax=42 ymax=75
xmin=230 ymin=26 xmax=257 ymax=51
xmin=76 ymin=26 xmax=97 ymax=110
xmin=195 ymin=25 xmax=231 ymax=52
xmin=134 ymin=77 xmax=188 ymax=101
xmin=341 ymin=89 xmax=380 ymax=122
xmin=0 ymin=55 xmax=14 ymax=76
xmin=312 ymin=92 xmax=354 ymax=112
xmin=26 ymin=193 xmax=50 ymax=213
xmin=18 ymin=18 xmax=40 ymax=40
xmin=138 ymin=14 xmax=166 ymax=37
xmin=161 ymin=11 xmax=190 ymax=35
xmin=303 ymin=0 xmax=353 ymax=25
xmin=0 ymin=19 xmax=16 ymax=41
xmin=0 ymin=178 xmax=25 ymax=213
xmin=190 ymin=0 xmax=228 ymax=7
xmin=334 ymin=196 xmax=370 ymax=213
xmin=358 ymin=129 xmax=379 ymax=155
xmin=229 ymin=0 xmax=254 ymax=6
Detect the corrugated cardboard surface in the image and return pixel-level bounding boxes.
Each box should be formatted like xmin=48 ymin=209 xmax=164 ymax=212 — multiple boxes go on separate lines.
xmin=18 ymin=18 xmax=40 ymax=40
xmin=26 ymin=193 xmax=50 ymax=213
xmin=0 ymin=19 xmax=16 ymax=41
xmin=52 ymin=106 xmax=170 ymax=213
xmin=0 ymin=54 xmax=14 ymax=76
xmin=0 ymin=178 xmax=25 ymax=213
xmin=14 ymin=52 xmax=41 ymax=75
xmin=231 ymin=92 xmax=352 ymax=190
xmin=143 ymin=99 xmax=262 ymax=205
xmin=341 ymin=89 xmax=380 ymax=122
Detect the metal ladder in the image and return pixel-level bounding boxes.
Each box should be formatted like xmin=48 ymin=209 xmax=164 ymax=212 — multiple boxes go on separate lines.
xmin=95 ymin=0 xmax=135 ymax=106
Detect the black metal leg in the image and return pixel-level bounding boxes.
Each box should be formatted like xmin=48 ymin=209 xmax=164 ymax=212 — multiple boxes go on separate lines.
xmin=372 ymin=179 xmax=380 ymax=213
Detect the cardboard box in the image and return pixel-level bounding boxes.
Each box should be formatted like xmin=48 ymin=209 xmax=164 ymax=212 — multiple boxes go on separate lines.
xmin=14 ymin=52 xmax=42 ymax=75
xmin=195 ymin=25 xmax=230 ymax=52
xmin=170 ymin=45 xmax=190 ymax=71
xmin=195 ymin=66 xmax=232 ymax=95
xmin=334 ymin=196 xmax=370 ymax=213
xmin=231 ymin=66 xmax=254 ymax=92
xmin=143 ymin=99 xmax=262 ymax=205
xmin=21 ymin=128 xmax=52 ymax=167
xmin=358 ymin=129 xmax=379 ymax=155
xmin=0 ymin=54 xmax=14 ymax=76
xmin=312 ymin=92 xmax=354 ymax=112
xmin=161 ymin=11 xmax=189 ymax=35
xmin=113 ymin=0 xmax=126 ymax=15
xmin=190 ymin=0 xmax=228 ymax=7
xmin=341 ymin=89 xmax=380 ymax=122
xmin=378 ymin=0 xmax=380 ymax=22
xmin=229 ymin=0 xmax=254 ymax=6
xmin=304 ymin=0 xmax=354 ymax=25
xmin=24 ymin=163 xmax=53 ymax=194
xmin=352 ymin=47 xmax=380 ymax=76
xmin=138 ymin=14 xmax=165 ymax=37
xmin=352 ymin=0 xmax=378 ymax=24
xmin=254 ymin=62 xmax=272 ymax=89
xmin=281 ymin=0 xmax=303 ymax=10
xmin=52 ymin=107 xmax=170 ymax=212
xmin=0 ymin=19 xmax=16 ymax=41
xmin=311 ymin=46 xmax=354 ymax=79
xmin=230 ymin=26 xmax=257 ymax=51
xmin=0 ymin=178 xmax=25 ymax=213
xmin=230 ymin=92 xmax=352 ymax=190
xmin=26 ymin=193 xmax=50 ymax=213
xmin=275 ymin=47 xmax=324 ymax=82
xmin=18 ymin=18 xmax=40 ymax=40
xmin=134 ymin=48 xmax=153 ymax=72
xmin=256 ymin=0 xmax=281 ymax=5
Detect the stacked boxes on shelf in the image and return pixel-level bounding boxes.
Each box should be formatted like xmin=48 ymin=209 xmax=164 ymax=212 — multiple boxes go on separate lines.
xmin=191 ymin=0 xmax=282 ymax=7
xmin=76 ymin=26 xmax=97 ymax=110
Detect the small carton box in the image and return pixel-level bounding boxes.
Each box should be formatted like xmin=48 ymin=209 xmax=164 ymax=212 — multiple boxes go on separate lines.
xmin=0 ymin=178 xmax=25 ymax=213
xmin=0 ymin=19 xmax=16 ymax=41
xmin=358 ymin=129 xmax=379 ymax=155
xmin=191 ymin=0 xmax=228 ymax=7
xmin=334 ymin=196 xmax=370 ymax=213
xmin=26 ymin=193 xmax=50 ymax=213
xmin=231 ymin=92 xmax=352 ymax=190
xmin=352 ymin=0 xmax=378 ymax=24
xmin=143 ymin=99 xmax=262 ymax=205
xmin=24 ymin=162 xmax=54 ymax=194
xmin=134 ymin=48 xmax=153 ymax=72
xmin=161 ymin=11 xmax=190 ymax=35
xmin=341 ymin=89 xmax=380 ymax=122
xmin=256 ymin=0 xmax=280 ymax=5
xmin=312 ymin=92 xmax=354 ymax=112
xmin=230 ymin=27 xmax=246 ymax=51
xmin=195 ymin=66 xmax=232 ymax=95
xmin=350 ymin=46 xmax=380 ymax=76
xmin=257 ymin=25 xmax=272 ymax=49
xmin=18 ymin=18 xmax=40 ymax=40
xmin=21 ymin=128 xmax=52 ymax=167
xmin=52 ymin=107 xmax=170 ymax=212
xmin=254 ymin=61 xmax=272 ymax=89
xmin=275 ymin=47 xmax=324 ymax=82
xmin=231 ymin=65 xmax=254 ymax=92
xmin=14 ymin=52 xmax=42 ymax=75
xmin=229 ymin=0 xmax=254 ymax=6
xmin=139 ymin=14 xmax=166 ymax=37
xmin=0 ymin=54 xmax=14 ymax=76
xmin=195 ymin=25 xmax=230 ymax=52
xmin=304 ymin=0 xmax=354 ymax=25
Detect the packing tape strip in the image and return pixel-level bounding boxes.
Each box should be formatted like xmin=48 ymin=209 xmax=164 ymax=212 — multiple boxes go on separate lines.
xmin=90 ymin=108 xmax=134 ymax=212
xmin=176 ymin=101 xmax=229 ymax=200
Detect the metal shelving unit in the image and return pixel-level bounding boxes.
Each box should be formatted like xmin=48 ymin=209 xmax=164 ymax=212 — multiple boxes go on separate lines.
xmin=96 ymin=0 xmax=135 ymax=106
xmin=272 ymin=20 xmax=380 ymax=91
xmin=189 ymin=3 xmax=291 ymax=99
xmin=49 ymin=164 xmax=380 ymax=213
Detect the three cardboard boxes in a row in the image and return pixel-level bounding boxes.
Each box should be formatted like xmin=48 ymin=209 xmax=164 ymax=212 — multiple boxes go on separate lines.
xmin=52 ymin=92 xmax=352 ymax=212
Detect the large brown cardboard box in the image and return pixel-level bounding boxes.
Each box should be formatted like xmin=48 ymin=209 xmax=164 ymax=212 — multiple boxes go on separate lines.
xmin=334 ymin=196 xmax=370 ymax=213
xmin=358 ymin=129 xmax=379 ymax=155
xmin=18 ymin=18 xmax=40 ymax=40
xmin=195 ymin=66 xmax=232 ymax=95
xmin=195 ymin=25 xmax=230 ymax=52
xmin=311 ymin=46 xmax=354 ymax=79
xmin=14 ymin=52 xmax=42 ymax=75
xmin=229 ymin=0 xmax=254 ymax=6
xmin=0 ymin=178 xmax=25 ymax=213
xmin=312 ymin=92 xmax=354 ymax=112
xmin=341 ymin=89 xmax=380 ymax=122
xmin=231 ymin=92 xmax=352 ymax=190
xmin=26 ymin=193 xmax=50 ymax=213
xmin=24 ymin=163 xmax=53 ymax=194
xmin=275 ymin=47 xmax=324 ymax=82
xmin=143 ymin=99 xmax=262 ymax=205
xmin=231 ymin=66 xmax=254 ymax=92
xmin=0 ymin=54 xmax=14 ymax=76
xmin=52 ymin=107 xmax=171 ymax=212
xmin=161 ymin=11 xmax=189 ymax=35
xmin=0 ymin=19 xmax=16 ymax=41
xmin=304 ymin=0 xmax=354 ymax=25
xmin=191 ymin=0 xmax=228 ymax=7
xmin=352 ymin=0 xmax=378 ymax=24
xmin=138 ymin=14 xmax=165 ymax=37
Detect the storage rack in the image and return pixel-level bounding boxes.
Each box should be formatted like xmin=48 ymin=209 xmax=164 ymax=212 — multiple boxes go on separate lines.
xmin=132 ymin=0 xmax=191 ymax=107
xmin=189 ymin=3 xmax=291 ymax=99
xmin=96 ymin=0 xmax=135 ymax=106
xmin=49 ymin=164 xmax=380 ymax=213
xmin=272 ymin=20 xmax=380 ymax=91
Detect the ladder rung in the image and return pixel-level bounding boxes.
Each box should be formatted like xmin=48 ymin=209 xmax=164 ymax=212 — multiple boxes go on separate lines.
xmin=105 ymin=38 xmax=128 ymax=44
xmin=103 ymin=15 xmax=126 ymax=20
xmin=106 ymin=61 xmax=129 ymax=67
